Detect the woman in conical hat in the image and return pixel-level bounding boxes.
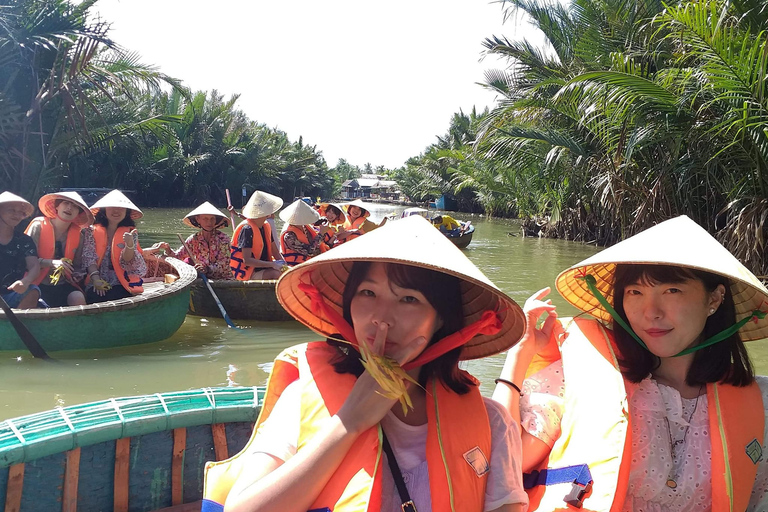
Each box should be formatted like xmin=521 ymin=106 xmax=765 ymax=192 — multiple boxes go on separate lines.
xmin=0 ymin=192 xmax=41 ymax=309
xmin=24 ymin=191 xmax=93 ymax=307
xmin=315 ymin=202 xmax=345 ymax=250
xmin=217 ymin=216 xmax=529 ymax=512
xmin=342 ymin=198 xmax=385 ymax=235
xmin=278 ymin=199 xmax=330 ymax=266
xmin=157 ymin=202 xmax=233 ymax=279
xmin=493 ymin=215 xmax=768 ymax=511
xmin=79 ymin=190 xmax=147 ymax=303
xmin=228 ymin=190 xmax=285 ymax=280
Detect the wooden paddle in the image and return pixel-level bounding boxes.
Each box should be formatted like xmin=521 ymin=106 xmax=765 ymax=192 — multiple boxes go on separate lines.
xmin=225 ymin=189 xmax=237 ymax=232
xmin=176 ymin=234 xmax=240 ymax=330
xmin=0 ymin=293 xmax=52 ymax=360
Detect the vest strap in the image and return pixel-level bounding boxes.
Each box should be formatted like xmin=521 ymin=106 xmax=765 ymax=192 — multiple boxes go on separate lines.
xmin=523 ymin=464 xmax=594 ymax=509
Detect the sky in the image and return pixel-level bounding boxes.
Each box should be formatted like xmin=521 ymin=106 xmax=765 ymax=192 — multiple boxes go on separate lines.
xmin=93 ymin=0 xmax=544 ymax=169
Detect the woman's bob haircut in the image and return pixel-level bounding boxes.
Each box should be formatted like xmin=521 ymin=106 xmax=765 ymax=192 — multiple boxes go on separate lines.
xmin=328 ymin=261 xmax=475 ymax=394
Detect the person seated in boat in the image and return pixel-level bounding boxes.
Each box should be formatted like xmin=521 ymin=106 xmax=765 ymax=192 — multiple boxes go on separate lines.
xmin=157 ymin=202 xmax=233 ymax=280
xmin=492 ymin=216 xmax=768 ymax=511
xmin=338 ymin=199 xmax=385 ymax=244
xmin=208 ymin=216 xmax=529 ymax=512
xmin=432 ymin=214 xmax=461 ymax=235
xmin=25 ymin=191 xmax=92 ymax=307
xmin=316 ymin=202 xmax=346 ymax=249
xmin=80 ymin=190 xmax=147 ymax=303
xmin=278 ymin=199 xmax=330 ymax=266
xmin=228 ymin=190 xmax=285 ymax=280
xmin=0 ymin=192 xmax=41 ymax=309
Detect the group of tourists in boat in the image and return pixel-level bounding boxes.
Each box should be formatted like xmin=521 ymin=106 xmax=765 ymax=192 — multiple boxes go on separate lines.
xmin=202 ymin=213 xmax=768 ymax=512
xmin=0 ymin=188 xmax=389 ymax=311
xmin=0 ymin=189 xmax=148 ymax=309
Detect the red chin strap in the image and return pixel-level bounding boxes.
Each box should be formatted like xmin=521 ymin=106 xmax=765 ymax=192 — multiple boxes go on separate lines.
xmin=298 ymin=274 xmax=504 ymax=370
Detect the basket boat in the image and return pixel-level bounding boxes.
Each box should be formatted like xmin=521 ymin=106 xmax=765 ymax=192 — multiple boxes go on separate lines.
xmin=0 ymin=386 xmax=263 ymax=512
xmin=446 ymin=223 xmax=475 ymax=249
xmin=188 ymin=279 xmax=294 ymax=321
xmin=0 ymin=257 xmax=197 ymax=352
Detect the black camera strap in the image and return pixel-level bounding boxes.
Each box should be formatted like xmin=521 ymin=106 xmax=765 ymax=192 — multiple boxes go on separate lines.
xmin=381 ymin=432 xmax=417 ymax=512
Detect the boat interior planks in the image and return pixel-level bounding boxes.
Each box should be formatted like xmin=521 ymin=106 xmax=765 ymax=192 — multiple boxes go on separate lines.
xmin=188 ymin=279 xmax=294 ymax=321
xmin=0 ymin=258 xmax=197 ymax=352
xmin=0 ymin=387 xmax=263 ymax=512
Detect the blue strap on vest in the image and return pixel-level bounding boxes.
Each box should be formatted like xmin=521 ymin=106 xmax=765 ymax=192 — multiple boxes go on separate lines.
xmin=200 ymin=498 xmax=224 ymax=512
xmin=123 ymin=270 xmax=143 ymax=288
xmin=523 ymin=464 xmax=593 ymax=509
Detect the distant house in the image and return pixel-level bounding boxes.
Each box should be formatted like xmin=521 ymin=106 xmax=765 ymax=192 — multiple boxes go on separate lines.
xmin=342 ymin=174 xmax=401 ymax=199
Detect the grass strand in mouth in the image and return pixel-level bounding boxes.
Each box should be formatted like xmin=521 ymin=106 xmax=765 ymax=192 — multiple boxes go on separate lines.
xmin=328 ymin=335 xmax=420 ymax=415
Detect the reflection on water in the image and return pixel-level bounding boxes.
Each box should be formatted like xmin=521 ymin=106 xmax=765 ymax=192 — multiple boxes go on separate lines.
xmin=1 ymin=206 xmax=766 ymax=419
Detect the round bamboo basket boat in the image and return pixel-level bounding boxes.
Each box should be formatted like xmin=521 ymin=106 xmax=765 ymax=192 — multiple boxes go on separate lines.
xmin=0 ymin=386 xmax=262 ymax=512
xmin=0 ymin=257 xmax=197 ymax=352
xmin=188 ymin=279 xmax=294 ymax=321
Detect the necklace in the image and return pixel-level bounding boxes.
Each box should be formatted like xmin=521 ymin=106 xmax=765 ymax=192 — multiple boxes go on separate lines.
xmin=664 ymin=384 xmax=704 ymax=489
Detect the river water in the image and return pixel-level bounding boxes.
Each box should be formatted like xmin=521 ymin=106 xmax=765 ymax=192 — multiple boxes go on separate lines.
xmin=2 ymin=206 xmax=767 ymax=419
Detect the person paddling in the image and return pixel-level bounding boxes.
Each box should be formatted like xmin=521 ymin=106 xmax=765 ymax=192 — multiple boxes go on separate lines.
xmin=0 ymin=192 xmax=41 ymax=309
xmin=493 ymin=215 xmax=768 ymax=511
xmin=204 ymin=215 xmax=530 ymax=512
xmin=79 ymin=190 xmax=147 ymax=303
xmin=25 ymin=191 xmax=92 ymax=307
xmin=228 ymin=191 xmax=285 ymax=280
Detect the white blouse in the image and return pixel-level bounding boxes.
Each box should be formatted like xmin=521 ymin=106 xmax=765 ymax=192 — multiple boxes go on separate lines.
xmin=250 ymin=380 xmax=529 ymax=512
xmin=520 ymin=361 xmax=768 ymax=511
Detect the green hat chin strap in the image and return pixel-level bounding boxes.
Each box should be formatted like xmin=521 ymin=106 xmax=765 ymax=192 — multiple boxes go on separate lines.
xmin=578 ymin=274 xmax=767 ymax=357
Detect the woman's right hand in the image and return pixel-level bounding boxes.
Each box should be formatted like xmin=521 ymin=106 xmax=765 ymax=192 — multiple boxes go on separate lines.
xmin=517 ymin=287 xmax=558 ymax=355
xmin=51 ymin=259 xmax=74 ymax=274
xmin=336 ymin=324 xmax=427 ymax=434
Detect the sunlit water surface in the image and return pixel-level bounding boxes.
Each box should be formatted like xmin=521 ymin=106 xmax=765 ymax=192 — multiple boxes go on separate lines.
xmin=2 ymin=206 xmax=766 ymax=419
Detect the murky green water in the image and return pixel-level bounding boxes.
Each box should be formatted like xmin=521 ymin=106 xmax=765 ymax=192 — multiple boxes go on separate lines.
xmin=2 ymin=206 xmax=766 ymax=419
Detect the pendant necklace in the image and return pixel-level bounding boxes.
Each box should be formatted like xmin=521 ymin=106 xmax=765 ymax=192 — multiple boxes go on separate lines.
xmin=664 ymin=385 xmax=704 ymax=489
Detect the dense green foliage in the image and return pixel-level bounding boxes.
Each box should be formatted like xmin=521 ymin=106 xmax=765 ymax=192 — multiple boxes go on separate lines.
xmin=401 ymin=0 xmax=768 ymax=275
xmin=0 ymin=0 xmax=354 ymax=205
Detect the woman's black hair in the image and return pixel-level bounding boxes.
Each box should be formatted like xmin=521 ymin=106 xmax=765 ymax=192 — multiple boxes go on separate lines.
xmin=94 ymin=208 xmax=136 ymax=228
xmin=328 ymin=261 xmax=474 ymax=394
xmin=612 ymin=264 xmax=754 ymax=386
xmin=326 ymin=205 xmax=342 ymax=217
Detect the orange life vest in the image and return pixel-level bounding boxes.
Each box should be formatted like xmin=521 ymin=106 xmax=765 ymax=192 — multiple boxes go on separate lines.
xmin=229 ymin=220 xmax=274 ymax=280
xmin=91 ymin=225 xmax=144 ymax=294
xmin=25 ymin=217 xmax=81 ymax=285
xmin=525 ymin=317 xmax=764 ymax=512
xmin=280 ymin=225 xmax=316 ymax=266
xmin=203 ymin=342 xmax=492 ymax=512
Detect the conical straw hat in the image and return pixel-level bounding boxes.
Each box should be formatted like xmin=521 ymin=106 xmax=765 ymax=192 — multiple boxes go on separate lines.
xmin=183 ymin=202 xmax=229 ymax=229
xmin=0 ymin=192 xmax=34 ymax=218
xmin=343 ymin=199 xmax=374 ymax=218
xmin=317 ymin=202 xmax=346 ymax=223
xmin=556 ymin=215 xmax=768 ymax=341
xmin=279 ymin=199 xmax=320 ymax=226
xmin=89 ymin=190 xmax=143 ymax=219
xmin=38 ymin=191 xmax=93 ymax=227
xmin=241 ymin=190 xmax=283 ymax=219
xmin=276 ymin=215 xmax=526 ymax=360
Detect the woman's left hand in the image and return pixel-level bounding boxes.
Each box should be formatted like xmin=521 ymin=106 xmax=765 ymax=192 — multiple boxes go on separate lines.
xmin=194 ymin=263 xmax=208 ymax=274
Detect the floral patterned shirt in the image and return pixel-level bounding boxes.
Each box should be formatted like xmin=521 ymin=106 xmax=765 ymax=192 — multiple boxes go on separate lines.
xmin=172 ymin=230 xmax=233 ymax=280
xmin=79 ymin=227 xmax=147 ymax=289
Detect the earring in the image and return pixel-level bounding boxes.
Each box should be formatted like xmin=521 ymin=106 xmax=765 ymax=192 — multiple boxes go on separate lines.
xmin=709 ymin=308 xmax=716 ymax=315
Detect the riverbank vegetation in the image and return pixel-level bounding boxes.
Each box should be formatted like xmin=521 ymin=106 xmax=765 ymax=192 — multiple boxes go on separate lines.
xmin=0 ymin=0 xmax=348 ymax=206
xmin=400 ymin=0 xmax=768 ymax=276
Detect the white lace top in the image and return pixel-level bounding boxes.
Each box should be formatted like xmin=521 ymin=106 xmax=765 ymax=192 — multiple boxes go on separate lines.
xmin=520 ymin=361 xmax=768 ymax=511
